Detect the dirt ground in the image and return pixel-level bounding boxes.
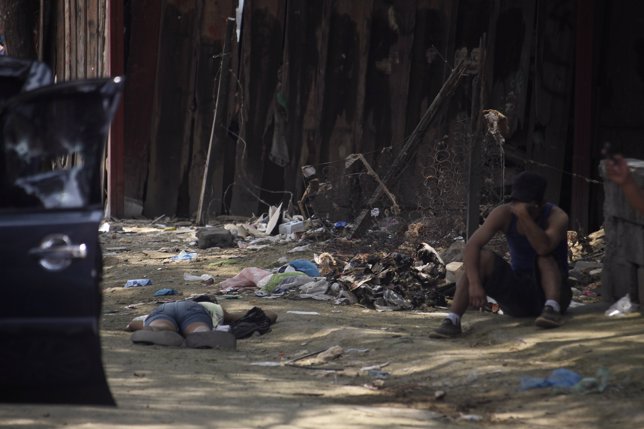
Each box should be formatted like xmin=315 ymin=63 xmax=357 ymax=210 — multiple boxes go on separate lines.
xmin=2 ymin=219 xmax=644 ymax=428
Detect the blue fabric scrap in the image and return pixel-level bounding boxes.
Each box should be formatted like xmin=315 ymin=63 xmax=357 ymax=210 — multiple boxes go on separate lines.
xmin=287 ymin=259 xmax=320 ymax=277
xmin=520 ymin=368 xmax=583 ymax=390
xmin=124 ymin=278 xmax=152 ymax=288
xmin=154 ymin=288 xmax=178 ymax=296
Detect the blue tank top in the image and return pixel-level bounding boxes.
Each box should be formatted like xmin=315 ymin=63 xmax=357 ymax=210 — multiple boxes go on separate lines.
xmin=505 ymin=203 xmax=568 ymax=274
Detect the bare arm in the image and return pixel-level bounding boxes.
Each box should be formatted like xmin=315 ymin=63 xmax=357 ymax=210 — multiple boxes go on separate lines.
xmin=605 ymin=156 xmax=644 ymax=214
xmin=620 ymin=180 xmax=644 ymax=214
xmin=511 ymin=202 xmax=568 ymax=255
xmin=464 ymin=205 xmax=509 ymax=308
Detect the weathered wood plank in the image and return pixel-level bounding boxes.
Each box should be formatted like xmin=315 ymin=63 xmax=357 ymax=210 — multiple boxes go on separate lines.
xmin=466 ymin=37 xmax=486 ymax=239
xmin=0 ymin=0 xmax=39 ymax=59
xmin=394 ymin=0 xmax=453 ymax=214
xmin=86 ymin=0 xmax=98 ymax=77
xmin=76 ymin=0 xmax=86 ymax=77
xmin=229 ymin=0 xmax=286 ymax=216
xmin=407 ymin=0 xmax=450 ymax=131
xmin=37 ymin=0 xmax=44 ymax=60
xmin=69 ymin=0 xmax=77 ymax=78
xmin=528 ymin=0 xmax=575 ymax=214
xmin=197 ymin=16 xmax=235 ymax=225
xmin=64 ymin=0 xmax=71 ymax=79
xmin=123 ymin=0 xmax=161 ymax=213
xmin=143 ymin=0 xmax=199 ymax=217
xmin=571 ymin=0 xmax=594 ymax=232
xmin=301 ymin=0 xmax=332 ymax=170
xmin=351 ymin=59 xmax=468 ymax=237
xmin=55 ymin=1 xmax=65 ymax=78
xmin=175 ymin=0 xmax=203 ymax=217
xmin=283 ymin=0 xmax=330 ymax=200
xmin=107 ymin=0 xmax=125 ymax=217
xmin=97 ymin=0 xmax=106 ymax=76
xmin=188 ymin=0 xmax=237 ymax=218
xmin=388 ymin=0 xmax=416 ymax=151
xmin=318 ymin=1 xmax=369 ymax=164
xmin=351 ymin=0 xmax=373 ymax=158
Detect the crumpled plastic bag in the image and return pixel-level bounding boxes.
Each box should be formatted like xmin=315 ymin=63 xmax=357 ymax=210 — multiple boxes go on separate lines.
xmin=261 ymin=271 xmax=308 ymax=293
xmin=218 ymin=267 xmax=272 ymax=292
xmin=520 ymin=368 xmax=610 ymax=394
xmin=520 ymin=368 xmax=582 ymax=390
xmin=279 ymin=259 xmax=320 ymax=277
xmin=171 ymin=250 xmax=197 ymax=262
xmin=571 ymin=368 xmax=610 ymax=394
xmin=154 ymin=288 xmax=178 ymax=296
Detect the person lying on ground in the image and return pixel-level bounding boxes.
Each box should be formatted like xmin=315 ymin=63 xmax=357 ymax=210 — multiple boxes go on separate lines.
xmin=126 ymin=297 xmax=277 ymax=347
xmin=604 ymin=154 xmax=644 ymax=215
xmin=430 ymin=171 xmax=572 ymax=339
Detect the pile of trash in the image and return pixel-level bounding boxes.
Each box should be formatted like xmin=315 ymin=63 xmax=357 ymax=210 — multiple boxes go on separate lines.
xmin=217 ymin=242 xmax=451 ymax=311
xmin=332 ymin=243 xmax=448 ymax=310
xmin=103 ymin=210 xmax=615 ymax=315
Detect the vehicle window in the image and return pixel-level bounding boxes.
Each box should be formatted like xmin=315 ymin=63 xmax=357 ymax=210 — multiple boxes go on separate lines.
xmin=0 ymin=82 xmax=118 ymax=212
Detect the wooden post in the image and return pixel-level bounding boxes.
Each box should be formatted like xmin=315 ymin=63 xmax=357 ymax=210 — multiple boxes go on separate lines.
xmin=197 ymin=17 xmax=235 ymax=226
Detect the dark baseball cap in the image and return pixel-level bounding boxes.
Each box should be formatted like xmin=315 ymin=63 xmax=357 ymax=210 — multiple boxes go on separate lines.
xmin=510 ymin=171 xmax=547 ymax=203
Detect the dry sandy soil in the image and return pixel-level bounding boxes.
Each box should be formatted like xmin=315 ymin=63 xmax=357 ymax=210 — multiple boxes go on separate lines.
xmin=1 ymin=219 xmax=643 ymax=429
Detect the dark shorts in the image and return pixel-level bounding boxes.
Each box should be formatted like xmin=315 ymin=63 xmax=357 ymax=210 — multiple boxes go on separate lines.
xmin=144 ymin=300 xmax=212 ymax=334
xmin=483 ymin=253 xmax=572 ymax=317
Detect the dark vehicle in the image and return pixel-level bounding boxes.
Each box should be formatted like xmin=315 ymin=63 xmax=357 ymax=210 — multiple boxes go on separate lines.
xmin=0 ymin=57 xmax=123 ymax=405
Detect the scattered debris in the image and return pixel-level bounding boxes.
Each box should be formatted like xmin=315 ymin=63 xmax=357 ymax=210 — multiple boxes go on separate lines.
xmin=359 ymin=362 xmax=390 ymax=373
xmin=196 ymin=227 xmax=234 ymax=249
xmin=458 ymin=413 xmax=483 ymax=422
xmin=106 ymin=215 xmax=608 ymax=320
xmin=219 ymin=267 xmax=271 ymax=293
xmin=171 ymin=250 xmax=197 ymax=262
xmin=124 ymin=279 xmax=152 ymax=288
xmin=520 ymin=367 xmax=610 ymax=394
xmin=250 ymin=361 xmax=282 ymax=367
xmin=153 ymin=288 xmax=179 ymax=296
xmin=307 ymin=345 xmax=343 ymax=365
xmin=279 ymin=219 xmax=305 ymax=235
xmin=184 ymin=273 xmax=215 ymax=285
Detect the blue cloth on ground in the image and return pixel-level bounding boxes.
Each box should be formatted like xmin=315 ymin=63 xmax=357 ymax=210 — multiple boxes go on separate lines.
xmin=285 ymin=259 xmax=320 ymax=277
xmin=154 ymin=288 xmax=178 ymax=296
xmin=124 ymin=278 xmax=152 ymax=288
xmin=520 ymin=368 xmax=582 ymax=390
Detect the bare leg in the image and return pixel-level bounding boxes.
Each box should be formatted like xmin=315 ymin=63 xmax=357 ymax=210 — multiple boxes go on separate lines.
xmin=146 ymin=319 xmax=179 ymax=332
xmin=223 ymin=309 xmax=278 ymax=324
xmin=450 ymin=249 xmax=497 ymax=316
xmin=184 ymin=322 xmax=212 ymax=335
xmin=223 ymin=310 xmax=246 ymax=324
xmin=125 ymin=318 xmax=145 ymax=331
xmin=536 ymin=255 xmax=561 ymax=302
xmin=131 ymin=319 xmax=184 ymax=346
xmin=534 ymin=255 xmax=566 ymax=328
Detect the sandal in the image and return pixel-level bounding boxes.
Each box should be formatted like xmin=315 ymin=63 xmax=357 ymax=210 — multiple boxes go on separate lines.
xmin=131 ymin=330 xmax=185 ymax=347
xmin=184 ymin=331 xmax=236 ymax=350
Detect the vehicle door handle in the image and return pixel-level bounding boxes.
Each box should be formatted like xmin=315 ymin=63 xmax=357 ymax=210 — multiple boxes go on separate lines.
xmin=29 ymin=234 xmax=87 ymax=271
